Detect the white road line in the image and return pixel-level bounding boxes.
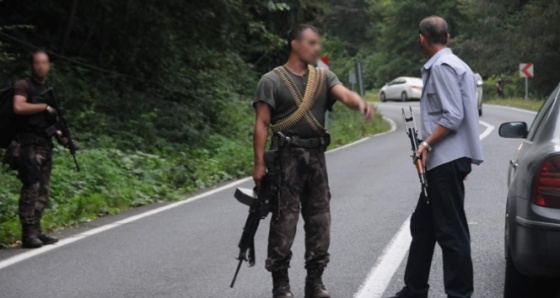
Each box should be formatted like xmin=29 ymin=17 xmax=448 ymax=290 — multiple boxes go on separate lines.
xmin=354 ymin=116 xmax=495 ymax=298
xmin=0 ymin=177 xmax=251 ymax=271
xmin=354 ymin=216 xmax=412 ymax=298
xmin=0 ymin=117 xmax=398 ymax=271
xmin=485 ymin=104 xmax=537 ymax=115
xmin=329 ymin=116 xmax=397 ymax=154
xmin=478 ymin=120 xmax=495 ymax=140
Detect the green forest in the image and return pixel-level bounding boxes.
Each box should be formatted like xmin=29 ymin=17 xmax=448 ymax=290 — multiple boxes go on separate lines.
xmin=0 ymin=0 xmax=558 ymax=246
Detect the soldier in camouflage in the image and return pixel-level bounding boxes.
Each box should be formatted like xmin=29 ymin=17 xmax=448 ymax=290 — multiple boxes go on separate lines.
xmin=253 ymin=24 xmax=374 ymax=298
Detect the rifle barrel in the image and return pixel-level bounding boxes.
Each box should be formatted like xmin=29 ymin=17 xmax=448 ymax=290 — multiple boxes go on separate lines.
xmin=230 ymin=258 xmax=244 ymax=288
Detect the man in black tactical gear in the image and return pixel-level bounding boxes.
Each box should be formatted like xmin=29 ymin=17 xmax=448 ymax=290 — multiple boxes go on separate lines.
xmin=10 ymin=50 xmax=65 ymax=248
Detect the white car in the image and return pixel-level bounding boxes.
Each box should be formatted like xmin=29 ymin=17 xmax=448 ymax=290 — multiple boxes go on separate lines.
xmin=380 ymin=77 xmax=423 ymax=102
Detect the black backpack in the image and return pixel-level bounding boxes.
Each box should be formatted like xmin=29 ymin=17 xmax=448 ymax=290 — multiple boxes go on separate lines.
xmin=0 ymin=84 xmax=17 ymax=149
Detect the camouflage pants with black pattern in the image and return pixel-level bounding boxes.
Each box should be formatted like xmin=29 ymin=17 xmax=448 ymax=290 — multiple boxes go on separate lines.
xmin=266 ymin=147 xmax=331 ymax=272
xmin=17 ymin=142 xmax=53 ymax=225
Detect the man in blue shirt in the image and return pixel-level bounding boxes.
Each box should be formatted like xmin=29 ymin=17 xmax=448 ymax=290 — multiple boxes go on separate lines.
xmin=391 ymin=16 xmax=483 ymax=298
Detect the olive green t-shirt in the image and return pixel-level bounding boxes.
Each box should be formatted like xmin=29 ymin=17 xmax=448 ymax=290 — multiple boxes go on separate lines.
xmin=253 ymin=66 xmax=341 ymax=138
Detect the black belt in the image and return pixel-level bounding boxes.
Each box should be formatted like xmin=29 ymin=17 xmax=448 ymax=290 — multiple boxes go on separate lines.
xmin=271 ymin=134 xmax=331 ymax=149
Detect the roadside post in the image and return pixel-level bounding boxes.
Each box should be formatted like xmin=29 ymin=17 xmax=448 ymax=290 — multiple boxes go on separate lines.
xmin=519 ymin=63 xmax=534 ymax=100
xmin=355 ymin=61 xmax=365 ymax=98
xmin=318 ymin=56 xmax=330 ymax=129
xmin=349 ymin=71 xmax=357 ymax=91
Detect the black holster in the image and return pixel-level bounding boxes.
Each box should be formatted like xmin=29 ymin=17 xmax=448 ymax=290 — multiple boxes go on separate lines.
xmin=270 ymin=133 xmax=331 ymax=152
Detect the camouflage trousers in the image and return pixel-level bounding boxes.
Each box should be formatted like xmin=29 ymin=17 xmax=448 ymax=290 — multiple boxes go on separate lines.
xmin=266 ymin=147 xmax=331 ymax=272
xmin=17 ymin=142 xmax=53 ymax=225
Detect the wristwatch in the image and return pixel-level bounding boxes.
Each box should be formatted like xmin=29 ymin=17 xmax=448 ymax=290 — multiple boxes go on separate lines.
xmin=421 ymin=141 xmax=432 ymax=152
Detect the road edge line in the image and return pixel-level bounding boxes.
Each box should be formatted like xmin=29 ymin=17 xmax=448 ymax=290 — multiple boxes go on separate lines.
xmin=0 ymin=177 xmax=252 ymax=271
xmin=485 ymin=104 xmax=537 ymax=115
xmin=328 ymin=116 xmax=397 ymax=154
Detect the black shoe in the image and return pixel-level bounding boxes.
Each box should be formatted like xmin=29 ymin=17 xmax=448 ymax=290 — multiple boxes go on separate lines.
xmin=305 ymin=268 xmax=331 ymax=298
xmin=38 ymin=233 xmax=58 ymax=245
xmin=272 ymin=270 xmax=294 ymax=298
xmin=21 ymin=223 xmax=43 ymax=249
xmin=36 ymin=220 xmax=58 ymax=245
xmin=390 ymin=288 xmax=427 ymax=298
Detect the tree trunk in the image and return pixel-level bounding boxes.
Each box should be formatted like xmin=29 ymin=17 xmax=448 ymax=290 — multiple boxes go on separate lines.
xmin=61 ymin=0 xmax=79 ymax=54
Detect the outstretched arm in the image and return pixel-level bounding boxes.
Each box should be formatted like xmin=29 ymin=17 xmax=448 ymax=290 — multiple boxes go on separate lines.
xmin=330 ymin=84 xmax=374 ymax=121
xmin=253 ymin=102 xmax=272 ymax=188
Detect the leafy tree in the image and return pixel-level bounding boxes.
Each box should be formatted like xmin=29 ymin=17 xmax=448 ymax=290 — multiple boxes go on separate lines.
xmin=358 ymin=0 xmax=469 ymax=89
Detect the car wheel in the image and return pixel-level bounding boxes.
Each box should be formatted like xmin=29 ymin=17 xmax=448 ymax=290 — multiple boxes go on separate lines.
xmin=479 ymin=105 xmax=483 ymax=116
xmin=401 ymin=92 xmax=408 ymax=102
xmin=504 ymin=248 xmax=559 ymax=298
xmin=380 ymin=92 xmax=387 ymax=102
xmin=504 ymin=251 xmax=532 ymax=298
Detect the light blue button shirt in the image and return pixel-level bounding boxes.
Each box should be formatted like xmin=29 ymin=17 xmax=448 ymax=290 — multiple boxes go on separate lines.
xmin=420 ymin=48 xmax=484 ymax=170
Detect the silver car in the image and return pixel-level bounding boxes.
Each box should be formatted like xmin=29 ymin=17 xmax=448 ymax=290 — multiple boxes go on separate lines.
xmin=475 ymin=73 xmax=484 ymax=116
xmin=379 ymin=77 xmax=423 ymax=102
xmin=499 ymin=83 xmax=560 ymax=297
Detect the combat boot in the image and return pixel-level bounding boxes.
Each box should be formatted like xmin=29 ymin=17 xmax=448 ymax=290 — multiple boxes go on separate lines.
xmin=305 ymin=268 xmax=331 ymax=298
xmin=272 ymin=269 xmax=294 ymax=298
xmin=21 ymin=222 xmax=43 ymax=249
xmin=36 ymin=222 xmax=58 ymax=245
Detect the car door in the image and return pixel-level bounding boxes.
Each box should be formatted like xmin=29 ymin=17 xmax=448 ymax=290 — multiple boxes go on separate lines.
xmin=508 ymin=89 xmax=558 ymax=185
xmin=385 ymin=79 xmax=398 ymax=99
xmin=395 ymin=78 xmax=407 ymax=98
xmin=388 ymin=78 xmax=405 ymax=99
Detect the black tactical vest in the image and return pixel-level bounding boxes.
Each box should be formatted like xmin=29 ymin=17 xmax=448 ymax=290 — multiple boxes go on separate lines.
xmin=19 ymin=78 xmax=53 ymax=140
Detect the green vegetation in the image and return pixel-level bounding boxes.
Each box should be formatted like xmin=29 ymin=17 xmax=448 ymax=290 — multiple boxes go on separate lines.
xmin=364 ymin=90 xmax=381 ymax=102
xmin=324 ymin=0 xmax=560 ymax=98
xmin=329 ymin=108 xmax=388 ymax=147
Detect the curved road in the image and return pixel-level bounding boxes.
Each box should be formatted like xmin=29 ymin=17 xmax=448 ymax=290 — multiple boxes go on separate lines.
xmin=0 ymin=102 xmax=536 ymax=298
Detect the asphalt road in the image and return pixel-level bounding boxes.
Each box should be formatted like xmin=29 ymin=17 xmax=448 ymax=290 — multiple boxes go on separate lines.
xmin=0 ymin=102 xmax=536 ymax=298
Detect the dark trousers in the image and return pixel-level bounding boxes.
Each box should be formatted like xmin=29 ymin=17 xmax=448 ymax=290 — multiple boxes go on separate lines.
xmin=265 ymin=147 xmax=331 ymax=272
xmin=404 ymin=157 xmax=473 ymax=298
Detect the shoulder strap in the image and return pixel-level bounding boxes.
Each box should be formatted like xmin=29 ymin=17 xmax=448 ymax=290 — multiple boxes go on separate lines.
xmin=271 ymin=65 xmax=327 ymax=134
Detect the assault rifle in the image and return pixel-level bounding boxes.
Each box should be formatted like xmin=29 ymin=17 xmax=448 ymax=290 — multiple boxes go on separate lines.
xmin=402 ymin=107 xmax=428 ymax=203
xmin=42 ymin=88 xmax=80 ymax=171
xmin=230 ymin=132 xmax=289 ymax=288
xmin=230 ymin=176 xmax=276 ymax=288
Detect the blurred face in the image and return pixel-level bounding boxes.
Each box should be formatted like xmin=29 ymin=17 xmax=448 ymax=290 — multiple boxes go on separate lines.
xmin=32 ymin=52 xmax=50 ymax=79
xmin=291 ymin=29 xmax=321 ymax=64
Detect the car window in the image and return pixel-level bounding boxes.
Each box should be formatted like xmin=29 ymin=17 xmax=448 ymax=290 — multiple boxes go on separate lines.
xmin=527 ymin=85 xmax=560 ymax=141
